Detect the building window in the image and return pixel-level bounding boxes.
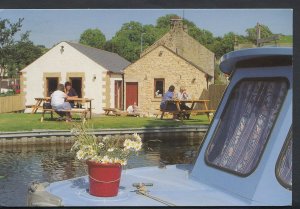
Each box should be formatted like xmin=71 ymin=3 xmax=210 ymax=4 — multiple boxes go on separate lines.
xmin=46 ymin=77 xmax=59 ymax=96
xmin=205 ymin=78 xmax=288 ymax=176
xmin=154 ymin=78 xmax=164 ymax=98
xmin=276 ymin=128 xmax=292 ymax=190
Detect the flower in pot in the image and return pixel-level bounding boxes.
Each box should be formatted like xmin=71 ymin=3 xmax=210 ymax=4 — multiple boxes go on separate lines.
xmin=70 ymin=123 xmax=142 ymax=197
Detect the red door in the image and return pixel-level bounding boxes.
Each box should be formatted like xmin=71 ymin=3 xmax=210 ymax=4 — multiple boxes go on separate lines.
xmin=126 ymin=82 xmax=138 ymax=109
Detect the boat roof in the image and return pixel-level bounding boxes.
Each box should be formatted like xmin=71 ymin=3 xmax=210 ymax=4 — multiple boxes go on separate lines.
xmin=219 ymin=47 xmax=293 ymax=75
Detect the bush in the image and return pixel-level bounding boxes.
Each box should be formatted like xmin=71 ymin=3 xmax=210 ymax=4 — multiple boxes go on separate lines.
xmin=0 ymin=90 xmax=16 ymax=97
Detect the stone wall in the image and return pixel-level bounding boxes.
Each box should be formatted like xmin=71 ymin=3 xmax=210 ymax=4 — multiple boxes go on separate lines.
xmin=124 ymin=45 xmax=208 ymax=115
xmin=141 ymin=26 xmax=215 ymax=78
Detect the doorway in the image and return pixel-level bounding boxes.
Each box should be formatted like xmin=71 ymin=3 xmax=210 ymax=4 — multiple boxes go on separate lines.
xmin=115 ymin=80 xmax=123 ymax=109
xmin=69 ymin=77 xmax=82 ymax=97
xmin=126 ymin=82 xmax=138 ymax=109
xmin=46 ymin=77 xmax=58 ymax=96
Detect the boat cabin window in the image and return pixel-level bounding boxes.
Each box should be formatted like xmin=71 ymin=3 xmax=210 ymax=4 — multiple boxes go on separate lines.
xmin=205 ymin=78 xmax=288 ymax=176
xmin=276 ymin=128 xmax=292 ymax=190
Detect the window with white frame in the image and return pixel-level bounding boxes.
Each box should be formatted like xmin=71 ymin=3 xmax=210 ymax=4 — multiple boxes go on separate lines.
xmin=154 ymin=78 xmax=164 ymax=98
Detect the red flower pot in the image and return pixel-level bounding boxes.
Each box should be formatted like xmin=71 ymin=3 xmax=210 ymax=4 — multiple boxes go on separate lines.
xmin=86 ymin=161 xmax=122 ymax=197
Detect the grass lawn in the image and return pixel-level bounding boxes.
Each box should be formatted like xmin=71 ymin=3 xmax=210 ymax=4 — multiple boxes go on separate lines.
xmin=0 ymin=113 xmax=211 ymax=132
xmin=278 ymin=35 xmax=293 ymax=44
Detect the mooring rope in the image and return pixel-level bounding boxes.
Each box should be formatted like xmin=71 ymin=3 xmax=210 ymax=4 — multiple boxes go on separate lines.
xmin=136 ymin=190 xmax=176 ymax=206
xmin=133 ymin=183 xmax=176 ymax=206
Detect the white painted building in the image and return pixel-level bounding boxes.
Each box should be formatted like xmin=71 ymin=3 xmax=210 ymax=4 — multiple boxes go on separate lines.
xmin=20 ymin=41 xmax=130 ymax=114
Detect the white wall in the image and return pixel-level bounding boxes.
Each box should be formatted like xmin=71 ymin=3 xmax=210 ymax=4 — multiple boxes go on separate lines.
xmin=109 ymin=74 xmax=123 ymax=108
xmin=21 ymin=42 xmax=107 ymax=114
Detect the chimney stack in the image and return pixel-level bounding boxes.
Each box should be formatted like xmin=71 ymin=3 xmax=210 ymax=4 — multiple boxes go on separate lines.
xmin=170 ymin=16 xmax=183 ymax=31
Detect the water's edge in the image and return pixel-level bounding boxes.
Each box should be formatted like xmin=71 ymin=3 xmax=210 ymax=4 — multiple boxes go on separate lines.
xmin=0 ymin=125 xmax=208 ymax=146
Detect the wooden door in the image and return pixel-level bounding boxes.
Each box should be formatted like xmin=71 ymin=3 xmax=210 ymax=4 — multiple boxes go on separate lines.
xmin=114 ymin=80 xmax=123 ymax=109
xmin=126 ymin=82 xmax=138 ymax=109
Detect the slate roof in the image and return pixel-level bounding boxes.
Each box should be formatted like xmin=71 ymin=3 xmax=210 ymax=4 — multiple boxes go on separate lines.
xmin=66 ymin=42 xmax=131 ymax=73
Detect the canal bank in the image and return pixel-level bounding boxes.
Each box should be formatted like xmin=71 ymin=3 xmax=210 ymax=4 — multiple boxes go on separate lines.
xmin=0 ymin=125 xmax=208 ymax=146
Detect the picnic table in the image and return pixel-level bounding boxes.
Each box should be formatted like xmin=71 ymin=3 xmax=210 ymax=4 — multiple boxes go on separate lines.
xmin=32 ymin=97 xmax=93 ymax=119
xmin=103 ymin=108 xmax=140 ymax=117
xmin=160 ymin=99 xmax=215 ymax=122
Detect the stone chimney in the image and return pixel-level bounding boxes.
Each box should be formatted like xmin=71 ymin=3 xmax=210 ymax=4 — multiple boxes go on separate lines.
xmin=170 ymin=16 xmax=183 ymax=31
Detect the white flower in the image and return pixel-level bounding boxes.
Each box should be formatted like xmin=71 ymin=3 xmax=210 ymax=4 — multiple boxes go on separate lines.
xmin=76 ymin=150 xmax=85 ymax=160
xmin=101 ymin=155 xmax=112 ymax=164
xmin=108 ymin=148 xmax=114 ymax=152
xmin=72 ymin=125 xmax=143 ymax=166
xmin=70 ymin=128 xmax=79 ymax=135
xmin=134 ymin=142 xmax=142 ymax=151
xmin=123 ymin=139 xmax=133 ymax=150
xmin=133 ymin=133 xmax=142 ymax=142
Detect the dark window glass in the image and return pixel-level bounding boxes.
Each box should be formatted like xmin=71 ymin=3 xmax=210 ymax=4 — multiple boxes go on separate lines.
xmin=154 ymin=79 xmax=164 ymax=98
xmin=205 ymin=78 xmax=288 ymax=176
xmin=276 ymin=129 xmax=292 ymax=190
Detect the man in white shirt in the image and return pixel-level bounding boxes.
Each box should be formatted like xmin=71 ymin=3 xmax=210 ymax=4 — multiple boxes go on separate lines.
xmin=51 ymin=83 xmax=72 ymax=122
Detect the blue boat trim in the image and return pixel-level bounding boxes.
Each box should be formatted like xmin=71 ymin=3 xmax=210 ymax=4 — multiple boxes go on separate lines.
xmin=219 ymin=47 xmax=292 ymax=74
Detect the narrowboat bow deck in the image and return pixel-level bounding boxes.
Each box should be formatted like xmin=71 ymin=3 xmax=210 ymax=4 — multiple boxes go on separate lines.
xmin=45 ymin=165 xmax=257 ymax=206
xmin=28 ymin=47 xmax=293 ymax=206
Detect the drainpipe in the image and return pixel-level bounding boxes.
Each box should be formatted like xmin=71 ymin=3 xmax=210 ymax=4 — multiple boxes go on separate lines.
xmin=122 ymin=73 xmax=125 ymax=111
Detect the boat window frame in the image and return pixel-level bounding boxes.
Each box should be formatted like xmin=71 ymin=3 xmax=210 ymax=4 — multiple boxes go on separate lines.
xmin=275 ymin=127 xmax=292 ymax=190
xmin=204 ymin=77 xmax=290 ymax=177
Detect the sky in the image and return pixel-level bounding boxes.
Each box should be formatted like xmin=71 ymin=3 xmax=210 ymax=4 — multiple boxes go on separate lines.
xmin=0 ymin=9 xmax=293 ymax=48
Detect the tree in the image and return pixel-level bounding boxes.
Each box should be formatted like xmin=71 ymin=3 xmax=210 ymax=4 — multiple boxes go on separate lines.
xmin=79 ymin=28 xmax=106 ymax=49
xmin=109 ymin=21 xmax=143 ymax=62
xmin=211 ymin=32 xmax=248 ymax=58
xmin=246 ymin=24 xmax=273 ymax=43
xmin=9 ymin=32 xmax=44 ymax=77
xmin=0 ymin=18 xmax=24 ymax=92
xmin=109 ymin=21 xmax=165 ymax=62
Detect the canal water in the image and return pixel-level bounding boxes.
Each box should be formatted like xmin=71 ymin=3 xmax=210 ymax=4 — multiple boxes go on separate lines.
xmin=0 ymin=133 xmax=204 ymax=206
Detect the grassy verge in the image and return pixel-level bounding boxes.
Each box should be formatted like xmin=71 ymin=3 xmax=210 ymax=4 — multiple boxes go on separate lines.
xmin=0 ymin=113 xmax=210 ymax=132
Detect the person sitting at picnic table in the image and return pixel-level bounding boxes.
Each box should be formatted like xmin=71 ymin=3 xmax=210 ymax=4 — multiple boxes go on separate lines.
xmin=176 ymin=86 xmax=191 ymax=119
xmin=50 ymin=83 xmax=72 ymax=122
xmin=127 ymin=102 xmax=138 ymax=113
xmin=160 ymin=85 xmax=179 ymax=120
xmin=65 ymin=81 xmax=78 ymax=108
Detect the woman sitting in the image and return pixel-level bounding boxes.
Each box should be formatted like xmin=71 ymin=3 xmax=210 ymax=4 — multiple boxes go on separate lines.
xmin=65 ymin=81 xmax=78 ymax=108
xmin=50 ymin=83 xmax=72 ymax=122
xmin=160 ymin=85 xmax=179 ymax=120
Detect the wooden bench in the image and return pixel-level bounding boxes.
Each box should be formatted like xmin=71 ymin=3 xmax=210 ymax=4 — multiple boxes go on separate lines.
xmin=115 ymin=112 xmax=140 ymax=117
xmin=103 ymin=108 xmax=140 ymax=117
xmin=103 ymin=108 xmax=118 ymax=115
xmin=182 ymin=109 xmax=215 ymax=122
xmin=160 ymin=109 xmax=215 ymax=122
xmin=40 ymin=108 xmax=90 ymax=122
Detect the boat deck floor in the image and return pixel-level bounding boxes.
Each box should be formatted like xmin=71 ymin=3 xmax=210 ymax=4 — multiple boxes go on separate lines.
xmin=46 ymin=165 xmax=260 ymax=206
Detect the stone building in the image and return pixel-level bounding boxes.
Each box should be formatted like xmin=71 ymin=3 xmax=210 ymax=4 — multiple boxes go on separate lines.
xmin=20 ymin=41 xmax=130 ymax=114
xmin=123 ymin=18 xmax=215 ymax=115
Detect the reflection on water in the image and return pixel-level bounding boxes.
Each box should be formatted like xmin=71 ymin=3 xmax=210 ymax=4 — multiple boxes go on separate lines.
xmin=0 ymin=133 xmax=204 ymax=206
